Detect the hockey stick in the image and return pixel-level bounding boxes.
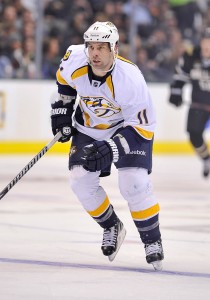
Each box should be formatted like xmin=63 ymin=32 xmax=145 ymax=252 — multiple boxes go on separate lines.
xmin=0 ymin=131 xmax=63 ymax=201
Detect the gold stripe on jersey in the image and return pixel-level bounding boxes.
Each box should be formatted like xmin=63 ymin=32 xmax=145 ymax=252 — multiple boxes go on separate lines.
xmin=72 ymin=66 xmax=88 ymax=80
xmin=87 ymin=196 xmax=110 ymax=217
xmin=131 ymin=203 xmax=160 ymax=221
xmin=56 ymin=69 xmax=69 ymax=85
xmin=84 ymin=111 xmax=91 ymax=126
xmin=117 ymin=55 xmax=136 ymax=66
xmin=134 ymin=126 xmax=154 ymax=140
xmin=106 ymin=75 xmax=115 ymax=98
xmin=94 ymin=124 xmax=111 ymax=129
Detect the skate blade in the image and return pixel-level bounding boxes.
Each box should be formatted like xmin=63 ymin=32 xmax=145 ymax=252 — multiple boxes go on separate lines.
xmin=151 ymin=260 xmax=163 ymax=271
xmin=108 ymin=227 xmax=126 ymax=262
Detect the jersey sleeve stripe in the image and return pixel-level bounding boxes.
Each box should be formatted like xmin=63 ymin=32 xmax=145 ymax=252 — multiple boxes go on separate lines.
xmin=131 ymin=203 xmax=160 ymax=220
xmin=117 ymin=55 xmax=136 ymax=66
xmin=134 ymin=126 xmax=154 ymax=140
xmin=72 ymin=66 xmax=88 ymax=80
xmin=56 ymin=69 xmax=69 ymax=85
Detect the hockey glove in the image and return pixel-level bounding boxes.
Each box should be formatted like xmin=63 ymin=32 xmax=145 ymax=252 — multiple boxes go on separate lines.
xmin=81 ymin=135 xmax=130 ymax=172
xmin=169 ymin=88 xmax=183 ymax=107
xmin=51 ymin=105 xmax=73 ymax=143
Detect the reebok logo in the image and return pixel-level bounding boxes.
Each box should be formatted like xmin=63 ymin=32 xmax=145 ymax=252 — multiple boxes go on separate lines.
xmin=129 ymin=150 xmax=146 ymax=156
xmin=51 ymin=108 xmax=67 ymax=115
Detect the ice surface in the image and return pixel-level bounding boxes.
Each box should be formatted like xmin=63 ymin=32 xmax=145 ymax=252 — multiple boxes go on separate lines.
xmin=0 ymin=154 xmax=209 ymax=300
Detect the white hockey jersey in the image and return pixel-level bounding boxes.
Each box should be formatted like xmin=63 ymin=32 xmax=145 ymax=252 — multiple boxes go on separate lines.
xmin=56 ymin=44 xmax=156 ymax=141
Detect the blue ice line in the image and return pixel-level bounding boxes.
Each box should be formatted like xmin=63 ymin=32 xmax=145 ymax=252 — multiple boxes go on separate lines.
xmin=0 ymin=257 xmax=210 ymax=279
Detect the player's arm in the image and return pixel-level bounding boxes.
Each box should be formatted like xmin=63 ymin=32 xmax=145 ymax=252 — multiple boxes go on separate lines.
xmin=51 ymin=68 xmax=77 ymax=143
xmin=169 ymin=51 xmax=192 ymax=107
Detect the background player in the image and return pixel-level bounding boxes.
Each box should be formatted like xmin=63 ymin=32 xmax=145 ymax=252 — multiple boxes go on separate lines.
xmin=50 ymin=21 xmax=164 ymax=270
xmin=169 ymin=28 xmax=210 ymax=178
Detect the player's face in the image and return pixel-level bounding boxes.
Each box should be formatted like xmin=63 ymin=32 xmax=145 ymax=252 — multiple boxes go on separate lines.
xmin=201 ymin=38 xmax=210 ymax=59
xmin=87 ymin=42 xmax=114 ymax=74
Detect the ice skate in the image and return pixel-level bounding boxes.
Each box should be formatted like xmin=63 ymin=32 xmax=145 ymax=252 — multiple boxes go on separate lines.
xmin=101 ymin=221 xmax=126 ymax=262
xmin=144 ymin=239 xmax=164 ymax=271
xmin=203 ymin=158 xmax=210 ymax=178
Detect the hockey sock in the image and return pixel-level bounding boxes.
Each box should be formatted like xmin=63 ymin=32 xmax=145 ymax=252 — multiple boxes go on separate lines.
xmin=132 ymin=211 xmax=161 ymax=244
xmin=87 ymin=197 xmax=119 ymax=229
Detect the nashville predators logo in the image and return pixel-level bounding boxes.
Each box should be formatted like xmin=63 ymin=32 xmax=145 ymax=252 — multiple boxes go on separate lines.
xmin=81 ymin=96 xmax=121 ymax=118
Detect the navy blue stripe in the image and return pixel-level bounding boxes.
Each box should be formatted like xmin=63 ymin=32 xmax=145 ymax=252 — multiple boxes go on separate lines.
xmin=0 ymin=257 xmax=210 ymax=278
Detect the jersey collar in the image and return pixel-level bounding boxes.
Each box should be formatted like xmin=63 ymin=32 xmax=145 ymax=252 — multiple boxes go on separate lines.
xmin=88 ymin=64 xmax=113 ymax=86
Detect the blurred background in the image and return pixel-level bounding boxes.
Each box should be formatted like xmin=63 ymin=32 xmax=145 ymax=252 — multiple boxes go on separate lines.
xmin=0 ymin=0 xmax=210 ymax=154
xmin=1 ymin=0 xmax=209 ymax=81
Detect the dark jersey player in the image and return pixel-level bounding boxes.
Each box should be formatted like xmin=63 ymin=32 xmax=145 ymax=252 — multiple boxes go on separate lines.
xmin=169 ymin=28 xmax=210 ymax=178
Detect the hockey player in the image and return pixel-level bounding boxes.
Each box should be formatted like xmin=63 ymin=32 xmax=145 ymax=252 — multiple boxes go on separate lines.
xmin=50 ymin=21 xmax=164 ymax=270
xmin=169 ymin=28 xmax=210 ymax=178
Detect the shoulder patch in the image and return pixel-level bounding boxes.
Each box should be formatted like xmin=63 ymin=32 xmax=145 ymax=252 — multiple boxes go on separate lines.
xmin=63 ymin=50 xmax=72 ymax=61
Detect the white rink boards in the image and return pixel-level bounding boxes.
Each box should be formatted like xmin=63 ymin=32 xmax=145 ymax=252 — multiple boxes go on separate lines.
xmin=0 ymin=154 xmax=209 ymax=300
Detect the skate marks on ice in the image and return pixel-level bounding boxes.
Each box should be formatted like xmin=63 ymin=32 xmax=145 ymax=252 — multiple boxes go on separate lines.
xmin=0 ymin=257 xmax=210 ymax=279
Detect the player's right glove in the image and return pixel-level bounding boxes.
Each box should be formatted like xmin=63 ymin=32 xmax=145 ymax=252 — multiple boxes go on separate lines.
xmin=169 ymin=88 xmax=183 ymax=107
xmin=51 ymin=104 xmax=73 ymax=143
xmin=80 ymin=133 xmax=130 ymax=172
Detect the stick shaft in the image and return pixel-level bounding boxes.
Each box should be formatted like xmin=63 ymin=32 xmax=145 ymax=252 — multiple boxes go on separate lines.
xmin=0 ymin=132 xmax=62 ymax=200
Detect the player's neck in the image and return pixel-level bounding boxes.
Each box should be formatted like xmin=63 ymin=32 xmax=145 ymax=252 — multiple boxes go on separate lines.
xmin=91 ymin=68 xmax=109 ymax=77
xmin=91 ymin=62 xmax=114 ymax=77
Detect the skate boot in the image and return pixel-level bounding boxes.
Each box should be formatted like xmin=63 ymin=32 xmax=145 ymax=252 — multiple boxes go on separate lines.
xmin=203 ymin=158 xmax=210 ymax=178
xmin=101 ymin=220 xmax=126 ymax=262
xmin=144 ymin=239 xmax=164 ymax=271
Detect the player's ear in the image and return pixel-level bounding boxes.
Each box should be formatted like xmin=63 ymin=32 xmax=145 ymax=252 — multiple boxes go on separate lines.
xmin=114 ymin=44 xmax=118 ymax=55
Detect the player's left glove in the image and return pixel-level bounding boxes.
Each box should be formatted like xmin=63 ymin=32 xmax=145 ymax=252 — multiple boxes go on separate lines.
xmin=51 ymin=103 xmax=73 ymax=143
xmin=80 ymin=135 xmax=130 ymax=172
xmin=169 ymin=87 xmax=183 ymax=107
